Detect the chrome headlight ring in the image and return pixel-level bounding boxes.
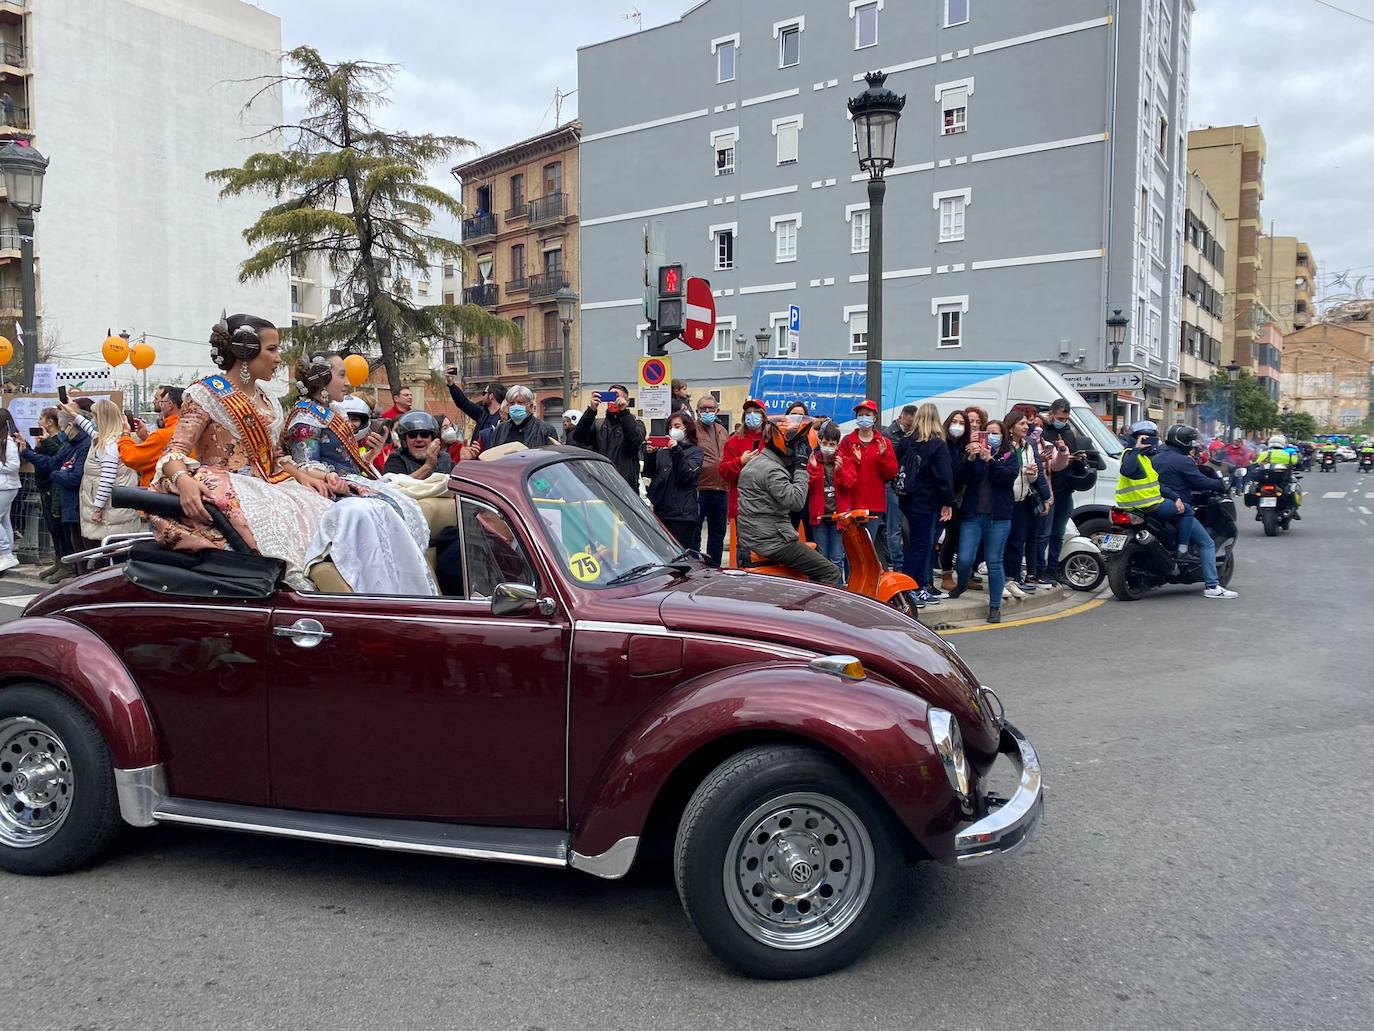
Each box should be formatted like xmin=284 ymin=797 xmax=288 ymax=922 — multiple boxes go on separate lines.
xmin=928 ymin=707 xmax=972 ymax=807
xmin=979 ymin=686 xmax=1005 ymax=729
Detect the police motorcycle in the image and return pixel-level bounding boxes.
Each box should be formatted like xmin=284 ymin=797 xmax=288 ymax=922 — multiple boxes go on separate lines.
xmin=1359 ymin=447 xmax=1374 ymax=473
xmin=1243 ymin=434 xmax=1302 ymax=537
xmin=1319 ymin=448 xmax=1339 ymax=473
xmin=1102 ymin=424 xmax=1238 ymax=601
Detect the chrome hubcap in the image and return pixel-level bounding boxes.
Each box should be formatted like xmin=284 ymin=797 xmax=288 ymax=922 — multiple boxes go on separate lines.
xmin=0 ymin=717 xmax=74 ymax=848
xmin=724 ymin=792 xmax=874 ymax=950
xmin=1063 ymin=554 xmax=1100 ymax=588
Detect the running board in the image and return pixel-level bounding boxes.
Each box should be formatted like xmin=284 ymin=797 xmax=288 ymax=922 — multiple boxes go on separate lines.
xmin=152 ymin=798 xmax=570 ymax=868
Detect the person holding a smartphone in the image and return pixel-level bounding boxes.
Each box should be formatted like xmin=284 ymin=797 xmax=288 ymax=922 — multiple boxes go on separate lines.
xmin=642 ymin=410 xmax=704 ymax=549
xmin=570 ymin=383 xmax=645 ymax=490
xmin=1038 ymin=397 xmax=1090 ymax=580
xmin=117 ymin=385 xmax=183 ymax=488
xmin=446 ymin=370 xmax=506 ymax=444
xmin=947 ymin=418 xmax=1019 ymax=623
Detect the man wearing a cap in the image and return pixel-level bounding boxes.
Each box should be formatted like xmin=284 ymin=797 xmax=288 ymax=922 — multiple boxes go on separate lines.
xmin=719 ymin=398 xmax=769 ymax=567
xmin=838 ymin=400 xmax=898 ymax=546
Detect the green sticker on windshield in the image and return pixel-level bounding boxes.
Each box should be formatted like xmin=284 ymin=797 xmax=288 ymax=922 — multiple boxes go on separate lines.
xmin=532 ymin=476 xmax=551 ymax=493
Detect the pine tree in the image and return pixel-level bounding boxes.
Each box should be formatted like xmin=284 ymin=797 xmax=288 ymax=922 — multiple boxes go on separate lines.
xmin=208 ymin=46 xmax=515 ymax=391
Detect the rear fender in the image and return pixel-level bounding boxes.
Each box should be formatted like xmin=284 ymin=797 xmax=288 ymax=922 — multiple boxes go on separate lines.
xmin=0 ymin=617 xmax=159 ymax=769
xmin=571 ymin=663 xmax=960 ymax=864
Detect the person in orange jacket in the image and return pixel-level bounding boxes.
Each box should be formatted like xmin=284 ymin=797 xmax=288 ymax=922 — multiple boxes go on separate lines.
xmin=719 ymin=397 xmax=767 ymax=567
xmin=837 ymin=399 xmax=898 ymax=547
xmin=117 ymin=386 xmax=184 ymax=488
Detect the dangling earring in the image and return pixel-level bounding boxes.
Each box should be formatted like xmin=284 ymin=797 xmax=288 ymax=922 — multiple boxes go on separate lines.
xmin=239 ymin=363 xmax=253 ymax=384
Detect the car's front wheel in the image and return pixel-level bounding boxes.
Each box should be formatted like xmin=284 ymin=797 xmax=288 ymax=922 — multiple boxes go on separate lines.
xmin=0 ymin=684 xmax=122 ymax=875
xmin=674 ymin=745 xmax=903 ymax=979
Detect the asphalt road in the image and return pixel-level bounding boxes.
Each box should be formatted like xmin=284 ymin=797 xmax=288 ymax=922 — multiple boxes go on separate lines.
xmin=3 ymin=470 xmax=1372 ymax=1030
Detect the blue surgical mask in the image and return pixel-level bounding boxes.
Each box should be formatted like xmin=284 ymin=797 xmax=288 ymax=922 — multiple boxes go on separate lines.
xmin=698 ymin=411 xmax=717 ymax=426
xmin=987 ymin=433 xmax=1003 ymax=450
xmin=744 ymin=411 xmax=763 ymax=430
xmin=855 ymin=415 xmax=875 ymax=430
xmin=1052 ymin=419 xmax=1068 ymax=430
xmin=509 ymin=404 xmax=528 ymax=423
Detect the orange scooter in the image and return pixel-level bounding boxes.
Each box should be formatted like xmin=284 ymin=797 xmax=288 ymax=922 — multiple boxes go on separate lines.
xmin=728 ymin=510 xmax=923 ymax=620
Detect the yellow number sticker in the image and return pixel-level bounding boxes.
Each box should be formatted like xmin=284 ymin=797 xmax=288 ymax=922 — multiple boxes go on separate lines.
xmin=568 ymin=551 xmax=602 ymax=583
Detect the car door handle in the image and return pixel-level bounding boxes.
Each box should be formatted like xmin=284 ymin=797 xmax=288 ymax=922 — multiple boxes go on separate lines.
xmin=273 ymin=618 xmax=332 ymax=649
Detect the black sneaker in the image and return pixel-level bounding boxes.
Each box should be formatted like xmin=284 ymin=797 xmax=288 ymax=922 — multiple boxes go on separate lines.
xmin=987 ymin=607 xmax=1001 ymax=624
xmin=948 ymin=584 xmax=967 ymax=600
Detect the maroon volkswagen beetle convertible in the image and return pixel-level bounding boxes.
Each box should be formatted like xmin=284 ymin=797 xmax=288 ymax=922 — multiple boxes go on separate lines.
xmin=0 ymin=448 xmax=1041 ymax=978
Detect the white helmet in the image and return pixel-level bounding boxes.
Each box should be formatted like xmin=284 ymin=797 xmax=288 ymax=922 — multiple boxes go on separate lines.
xmin=1267 ymin=433 xmax=1287 ymax=448
xmin=340 ymin=396 xmax=372 ymax=427
xmin=562 ymin=409 xmax=580 ymax=425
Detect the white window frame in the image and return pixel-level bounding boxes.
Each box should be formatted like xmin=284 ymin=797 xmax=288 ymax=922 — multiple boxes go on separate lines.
xmin=847 ymin=202 xmax=871 ymax=253
xmin=713 ymin=314 xmax=736 ymax=362
xmin=712 ymin=34 xmax=739 ymax=84
xmin=771 ymin=212 xmax=802 ymax=263
xmin=1149 ymin=307 xmax=1162 ymax=358
xmin=770 ymin=312 xmax=790 ymax=358
xmin=850 ymin=0 xmax=881 ymax=50
xmin=709 ymin=222 xmax=737 ymax=271
xmin=774 ymin=17 xmax=804 ymax=68
xmin=932 ymin=295 xmax=969 ymax=349
xmin=1151 ymin=206 xmax=1165 ymax=260
xmin=944 ymin=0 xmax=970 ymax=28
xmin=711 ymin=126 xmax=738 ymax=176
xmin=844 ymin=305 xmax=869 ymax=354
xmin=773 ymin=114 xmax=803 ymax=165
xmin=933 ymin=188 xmax=971 ymax=243
xmin=936 ymin=77 xmax=973 ymax=136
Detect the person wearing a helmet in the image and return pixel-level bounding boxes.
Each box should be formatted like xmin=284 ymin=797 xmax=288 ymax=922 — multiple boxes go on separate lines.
xmin=1147 ymin=423 xmax=1237 ymax=598
xmin=1255 ymin=433 xmax=1297 ymax=468
xmin=736 ymin=416 xmax=842 ymax=586
xmin=561 ymin=409 xmax=580 ymax=444
xmin=383 ymin=410 xmax=454 ymax=479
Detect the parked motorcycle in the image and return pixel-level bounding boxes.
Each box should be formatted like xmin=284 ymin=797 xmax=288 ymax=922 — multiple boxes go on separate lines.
xmin=1319 ymin=451 xmax=1338 ymax=473
xmin=1057 ymin=519 xmax=1106 ymax=592
xmin=1102 ymin=493 xmax=1237 ymax=601
xmin=1243 ymin=465 xmax=1300 ymax=536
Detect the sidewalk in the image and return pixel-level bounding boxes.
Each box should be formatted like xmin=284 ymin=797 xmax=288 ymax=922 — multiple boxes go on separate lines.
xmin=920 ymin=581 xmax=1091 ymax=631
xmin=1 ymin=563 xmax=50 ymax=592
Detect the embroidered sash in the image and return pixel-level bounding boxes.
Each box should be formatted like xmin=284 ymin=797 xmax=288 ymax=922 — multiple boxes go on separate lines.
xmin=291 ymin=397 xmax=377 ymax=481
xmin=202 ymin=375 xmax=293 ymax=484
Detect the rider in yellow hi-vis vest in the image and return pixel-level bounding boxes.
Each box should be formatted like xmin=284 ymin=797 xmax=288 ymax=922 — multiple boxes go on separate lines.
xmin=1116 ymin=420 xmax=1193 ymax=548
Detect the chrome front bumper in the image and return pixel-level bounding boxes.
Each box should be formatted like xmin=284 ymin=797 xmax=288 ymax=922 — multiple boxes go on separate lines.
xmin=954 ymin=720 xmax=1044 ymax=866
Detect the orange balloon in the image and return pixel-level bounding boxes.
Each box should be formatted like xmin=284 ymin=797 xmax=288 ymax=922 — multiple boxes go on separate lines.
xmin=103 ymin=335 xmax=130 ymax=366
xmin=343 ymin=354 xmax=370 ymax=388
xmin=129 ymin=342 xmax=156 ymax=370
xmin=0 ymin=336 xmax=11 ymax=366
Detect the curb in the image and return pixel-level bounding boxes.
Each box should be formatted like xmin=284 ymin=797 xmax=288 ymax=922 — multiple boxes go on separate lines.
xmin=0 ymin=564 xmax=53 ymax=593
xmin=922 ymin=584 xmax=1095 ymax=631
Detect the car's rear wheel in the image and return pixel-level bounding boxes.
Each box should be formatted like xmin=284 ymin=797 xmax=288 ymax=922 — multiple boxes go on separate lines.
xmin=674 ymin=745 xmax=902 ymax=979
xmin=0 ymin=685 xmax=121 ymax=875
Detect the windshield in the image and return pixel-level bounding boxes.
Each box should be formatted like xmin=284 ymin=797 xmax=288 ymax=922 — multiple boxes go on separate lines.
xmin=526 ymin=459 xmax=685 ymax=588
xmin=1071 ymin=407 xmax=1122 ymax=458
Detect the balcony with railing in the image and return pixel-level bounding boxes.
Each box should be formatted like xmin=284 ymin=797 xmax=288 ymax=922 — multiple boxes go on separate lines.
xmin=0 ymin=4 xmax=27 ymax=27
xmin=504 ymin=349 xmax=528 ymax=369
xmin=506 ymin=274 xmax=528 ymax=294
xmin=0 ymin=104 xmax=29 ymax=135
xmin=528 ymin=269 xmax=569 ymax=299
xmin=527 ymin=192 xmax=567 ymax=225
xmin=0 ymin=226 xmax=19 ymax=255
xmin=504 ymin=200 xmax=528 ymax=223
xmin=463 ymin=353 xmax=499 ymax=380
xmin=0 ymin=285 xmax=21 ymax=313
xmin=463 ymin=282 xmax=499 ymax=307
xmin=526 ymin=348 xmax=564 ymax=376
xmin=461 ymin=213 xmax=496 ymax=241
xmin=0 ymin=41 xmax=24 ymax=69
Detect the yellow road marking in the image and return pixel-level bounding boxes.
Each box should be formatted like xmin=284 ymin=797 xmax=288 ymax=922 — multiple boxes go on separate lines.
xmin=936 ymin=597 xmax=1106 ymax=636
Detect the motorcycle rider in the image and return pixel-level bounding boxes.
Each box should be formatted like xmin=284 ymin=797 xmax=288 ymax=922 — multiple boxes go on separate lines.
xmin=1253 ymin=433 xmax=1303 ymax=518
xmin=1359 ymin=439 xmax=1374 ymax=469
xmin=1151 ymin=424 xmax=1239 ymax=599
xmin=1117 ymin=420 xmax=1195 ymax=555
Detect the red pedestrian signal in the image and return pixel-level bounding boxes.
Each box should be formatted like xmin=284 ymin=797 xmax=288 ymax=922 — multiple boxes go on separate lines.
xmin=658 ymin=264 xmax=683 ymax=298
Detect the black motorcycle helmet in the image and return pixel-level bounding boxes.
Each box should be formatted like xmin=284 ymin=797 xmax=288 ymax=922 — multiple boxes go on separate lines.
xmin=1165 ymin=423 xmax=1199 ymax=452
xmin=395 ymin=410 xmax=440 ymax=438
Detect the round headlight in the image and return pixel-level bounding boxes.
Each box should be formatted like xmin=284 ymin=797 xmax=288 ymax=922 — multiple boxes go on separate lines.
xmin=928 ymin=707 xmax=971 ymax=803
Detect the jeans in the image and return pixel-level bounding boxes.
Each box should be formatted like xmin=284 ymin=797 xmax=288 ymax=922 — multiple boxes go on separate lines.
xmin=697 ymin=489 xmax=727 ymax=567
xmin=0 ymin=486 xmax=17 ymax=558
xmin=1003 ymin=500 xmax=1034 ymax=585
xmin=812 ymin=521 xmax=846 ymax=580
xmin=1185 ymin=517 xmax=1219 ymax=587
xmin=939 ymin=510 xmax=962 ymax=574
xmin=884 ymin=485 xmax=905 ymax=568
xmin=759 ymin=537 xmax=843 ymax=586
xmin=1043 ymin=492 xmax=1075 ymax=569
xmin=957 ymin=514 xmax=1012 ymax=609
xmin=899 ymin=500 xmax=939 ymax=590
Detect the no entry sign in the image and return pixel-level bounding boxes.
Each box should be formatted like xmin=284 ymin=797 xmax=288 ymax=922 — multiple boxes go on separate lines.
xmin=684 ymin=277 xmax=715 ymax=350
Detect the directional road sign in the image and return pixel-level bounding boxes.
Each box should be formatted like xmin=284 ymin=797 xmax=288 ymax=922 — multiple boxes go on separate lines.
xmin=1062 ymin=371 xmax=1145 ymax=391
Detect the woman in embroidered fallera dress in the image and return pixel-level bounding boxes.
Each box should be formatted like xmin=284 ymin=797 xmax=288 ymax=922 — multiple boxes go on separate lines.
xmin=153 ymin=316 xmax=335 ymax=588
xmin=285 ymin=354 xmax=437 ymax=595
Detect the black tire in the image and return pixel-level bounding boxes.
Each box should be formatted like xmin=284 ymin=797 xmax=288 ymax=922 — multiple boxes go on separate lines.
xmin=674 ymin=744 xmax=903 ymax=979
xmin=1218 ymin=550 xmax=1235 ymax=587
xmin=886 ymin=590 xmax=921 ymax=623
xmin=0 ymin=684 xmax=122 ymax=875
xmin=1106 ymin=547 xmax=1152 ymax=601
xmin=1262 ymin=510 xmax=1278 ymax=537
xmin=1058 ymin=552 xmax=1106 ymax=592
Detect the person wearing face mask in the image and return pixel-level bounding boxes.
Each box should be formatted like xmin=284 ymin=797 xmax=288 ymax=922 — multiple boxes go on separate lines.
xmin=837 ymin=399 xmax=898 ymax=548
xmin=643 ymin=410 xmax=704 ymax=549
xmin=489 ymin=384 xmax=559 ymax=450
xmin=947 ymin=419 xmax=1019 ymax=623
xmin=937 ymin=409 xmax=969 ymax=591
xmin=807 ymin=421 xmax=851 ymax=577
xmin=719 ymin=398 xmax=768 ymax=567
xmin=572 ymin=382 xmax=647 ymax=490
xmin=118 ymin=386 xmax=184 ymax=488
xmin=18 ymin=407 xmax=93 ymax=579
xmin=1038 ymin=397 xmax=1089 ymax=579
xmin=694 ymin=395 xmax=730 ymax=567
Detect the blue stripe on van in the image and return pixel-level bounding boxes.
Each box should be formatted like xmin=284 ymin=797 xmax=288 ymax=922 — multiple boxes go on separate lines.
xmin=749 ymin=359 xmax=1029 ymax=424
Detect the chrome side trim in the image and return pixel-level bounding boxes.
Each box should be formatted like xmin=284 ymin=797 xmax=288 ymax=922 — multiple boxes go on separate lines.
xmin=114 ymin=764 xmax=168 ymax=828
xmin=60 ymin=603 xmax=274 ymax=616
xmin=954 ymin=720 xmax=1044 ymax=867
xmin=569 ymin=835 xmax=640 ymax=880
xmin=574 ymin=620 xmax=669 ymax=635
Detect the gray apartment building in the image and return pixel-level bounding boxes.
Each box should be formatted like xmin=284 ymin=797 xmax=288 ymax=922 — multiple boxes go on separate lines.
xmin=577 ymin=0 xmax=1193 ymax=423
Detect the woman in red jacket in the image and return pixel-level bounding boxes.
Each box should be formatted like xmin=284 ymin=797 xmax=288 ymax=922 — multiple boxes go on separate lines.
xmin=837 ymin=399 xmax=897 ymax=546
xmin=719 ymin=398 xmax=767 ymax=566
xmin=806 ymin=421 xmax=850 ymax=578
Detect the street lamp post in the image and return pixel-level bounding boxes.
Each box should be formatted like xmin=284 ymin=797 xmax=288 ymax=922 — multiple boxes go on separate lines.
xmin=554 ymin=285 xmax=578 ymax=415
xmin=1105 ymin=308 xmax=1129 ymax=434
xmin=0 ymin=141 xmax=48 ymax=390
xmin=1226 ymin=361 xmax=1241 ymax=442
xmin=849 ymin=72 xmax=905 ymax=408
xmin=755 ymin=327 xmax=771 ymax=362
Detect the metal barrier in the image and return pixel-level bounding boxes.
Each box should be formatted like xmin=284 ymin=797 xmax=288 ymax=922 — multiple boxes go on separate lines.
xmin=12 ymin=472 xmax=53 ymax=564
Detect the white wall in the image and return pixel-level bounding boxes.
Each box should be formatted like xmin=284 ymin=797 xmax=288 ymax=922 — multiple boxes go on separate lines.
xmin=31 ymin=0 xmax=286 ymax=381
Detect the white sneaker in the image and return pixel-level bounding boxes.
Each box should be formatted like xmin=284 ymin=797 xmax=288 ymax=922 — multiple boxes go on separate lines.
xmin=977 ymin=562 xmax=988 ymax=575
xmin=1004 ymin=582 xmax=1026 ymax=599
xmin=0 ymin=554 xmax=18 ymax=573
xmin=1203 ymin=585 xmax=1238 ymax=599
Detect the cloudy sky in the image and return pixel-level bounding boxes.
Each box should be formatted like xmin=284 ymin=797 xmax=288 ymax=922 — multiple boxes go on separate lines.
xmin=251 ymin=0 xmax=1374 ymax=302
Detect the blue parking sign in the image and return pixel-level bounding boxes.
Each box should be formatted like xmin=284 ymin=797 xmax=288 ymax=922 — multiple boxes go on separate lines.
xmin=789 ymin=305 xmax=801 ymax=332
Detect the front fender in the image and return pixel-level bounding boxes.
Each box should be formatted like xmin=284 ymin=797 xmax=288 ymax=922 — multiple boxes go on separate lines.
xmin=571 ymin=663 xmax=961 ymax=863
xmin=0 ymin=616 xmax=160 ymax=769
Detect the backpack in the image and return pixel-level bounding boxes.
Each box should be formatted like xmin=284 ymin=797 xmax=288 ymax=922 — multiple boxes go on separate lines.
xmin=893 ymin=438 xmax=924 ymax=497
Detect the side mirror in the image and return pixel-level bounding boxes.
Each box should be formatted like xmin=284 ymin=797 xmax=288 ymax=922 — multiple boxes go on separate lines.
xmin=490 ymin=582 xmax=554 ymax=617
